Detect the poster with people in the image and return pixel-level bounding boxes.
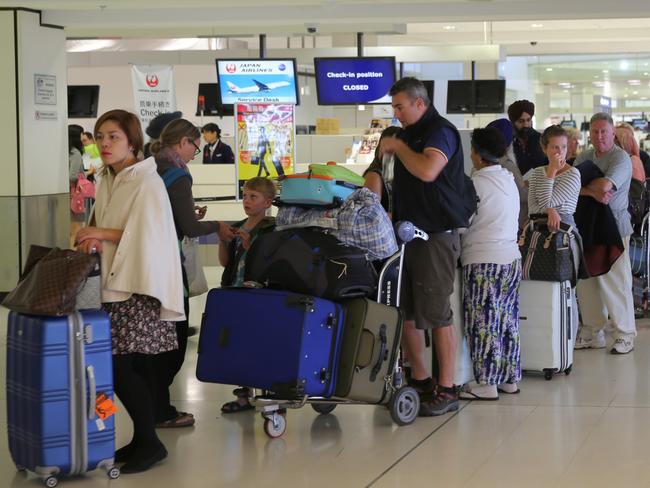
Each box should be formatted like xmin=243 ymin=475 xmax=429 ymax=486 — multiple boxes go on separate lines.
xmin=235 ymin=103 xmax=295 ymax=185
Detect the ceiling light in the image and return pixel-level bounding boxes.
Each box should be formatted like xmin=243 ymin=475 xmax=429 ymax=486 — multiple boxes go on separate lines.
xmin=629 ymin=80 xmax=641 ymax=85
xmin=531 ymin=23 xmax=543 ymax=28
xmin=594 ymin=75 xmax=599 ymax=79
xmin=633 ymin=91 xmax=639 ymax=95
xmin=645 ymin=72 xmax=649 ymax=76
xmin=443 ymin=25 xmax=456 ymax=30
xmin=620 ymin=60 xmax=630 ymax=70
xmin=625 ymin=94 xmax=629 ymax=98
xmin=642 ymin=97 xmax=648 ymax=100
xmin=563 ymin=90 xmax=569 ymax=93
xmin=602 ymin=69 xmax=609 ymax=73
xmin=546 ymin=68 xmax=553 ymax=72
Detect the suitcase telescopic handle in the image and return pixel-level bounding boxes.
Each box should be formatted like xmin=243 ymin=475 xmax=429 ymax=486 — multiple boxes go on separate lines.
xmin=369 ymin=324 xmax=388 ymax=382
xmin=86 ymin=365 xmax=96 ymax=420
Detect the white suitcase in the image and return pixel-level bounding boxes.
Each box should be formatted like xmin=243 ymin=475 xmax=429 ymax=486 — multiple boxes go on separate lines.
xmin=519 ymin=280 xmax=574 ymax=380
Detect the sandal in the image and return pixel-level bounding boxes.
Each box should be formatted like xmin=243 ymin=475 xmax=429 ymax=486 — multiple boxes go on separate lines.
xmin=155 ymin=411 xmax=195 ymax=428
xmin=459 ymin=390 xmax=499 ymax=401
xmin=221 ymin=398 xmax=254 ymax=414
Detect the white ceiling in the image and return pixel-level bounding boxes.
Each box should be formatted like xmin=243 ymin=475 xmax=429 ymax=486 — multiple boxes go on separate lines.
xmin=2 ymin=0 xmax=650 ymax=50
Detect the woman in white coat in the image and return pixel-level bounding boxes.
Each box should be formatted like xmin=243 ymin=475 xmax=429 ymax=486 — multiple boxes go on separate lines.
xmin=75 ymin=109 xmax=184 ymax=474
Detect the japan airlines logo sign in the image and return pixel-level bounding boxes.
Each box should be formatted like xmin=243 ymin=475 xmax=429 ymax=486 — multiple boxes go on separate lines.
xmin=146 ymin=74 xmax=159 ymax=87
xmin=226 ymin=64 xmax=237 ymax=74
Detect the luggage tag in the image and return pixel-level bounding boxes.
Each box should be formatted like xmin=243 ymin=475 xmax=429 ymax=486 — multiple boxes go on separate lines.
xmin=95 ymin=392 xmax=118 ymax=426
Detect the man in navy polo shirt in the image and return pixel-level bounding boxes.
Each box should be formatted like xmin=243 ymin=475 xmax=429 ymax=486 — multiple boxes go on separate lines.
xmin=381 ymin=77 xmax=474 ymax=416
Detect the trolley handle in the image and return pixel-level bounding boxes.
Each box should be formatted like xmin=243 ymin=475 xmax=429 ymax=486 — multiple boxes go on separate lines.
xmin=395 ymin=221 xmax=429 ymax=243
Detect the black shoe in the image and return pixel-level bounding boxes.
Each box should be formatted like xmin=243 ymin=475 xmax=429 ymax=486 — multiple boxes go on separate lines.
xmin=419 ymin=385 xmax=460 ymax=417
xmin=120 ymin=445 xmax=168 ymax=474
xmin=114 ymin=442 xmax=137 ymax=464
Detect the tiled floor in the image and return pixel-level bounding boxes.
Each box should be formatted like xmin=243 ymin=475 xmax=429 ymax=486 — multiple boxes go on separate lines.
xmin=2 ymin=270 xmax=650 ymax=487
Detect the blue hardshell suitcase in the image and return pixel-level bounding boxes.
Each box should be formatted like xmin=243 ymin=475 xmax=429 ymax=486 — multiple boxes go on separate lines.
xmin=196 ymin=288 xmax=344 ymax=398
xmin=7 ymin=310 xmax=119 ymax=486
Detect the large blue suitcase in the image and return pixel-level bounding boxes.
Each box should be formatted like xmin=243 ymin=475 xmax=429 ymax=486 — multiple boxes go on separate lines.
xmin=196 ymin=288 xmax=344 ymax=398
xmin=7 ymin=310 xmax=119 ymax=486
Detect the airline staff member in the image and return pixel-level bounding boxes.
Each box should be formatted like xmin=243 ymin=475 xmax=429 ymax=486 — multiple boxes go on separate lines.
xmin=202 ymin=123 xmax=234 ymax=164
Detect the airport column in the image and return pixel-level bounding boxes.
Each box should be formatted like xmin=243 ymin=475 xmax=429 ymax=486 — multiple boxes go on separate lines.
xmin=0 ymin=8 xmax=68 ymax=296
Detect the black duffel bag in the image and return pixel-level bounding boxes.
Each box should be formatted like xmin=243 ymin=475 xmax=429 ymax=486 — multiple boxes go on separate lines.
xmin=244 ymin=228 xmax=377 ymax=300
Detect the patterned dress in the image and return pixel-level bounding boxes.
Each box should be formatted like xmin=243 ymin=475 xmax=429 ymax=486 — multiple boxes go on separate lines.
xmin=103 ymin=294 xmax=178 ymax=355
xmin=463 ymin=260 xmax=522 ymax=385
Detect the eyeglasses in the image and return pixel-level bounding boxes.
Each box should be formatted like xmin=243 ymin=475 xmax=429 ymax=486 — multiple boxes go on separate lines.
xmin=189 ymin=139 xmax=201 ymax=157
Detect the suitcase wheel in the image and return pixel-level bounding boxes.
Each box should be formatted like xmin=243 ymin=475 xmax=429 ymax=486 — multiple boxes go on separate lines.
xmin=44 ymin=476 xmax=58 ymax=488
xmin=311 ymin=403 xmax=337 ymax=415
xmin=107 ymin=466 xmax=121 ymax=480
xmin=263 ymin=413 xmax=287 ymax=439
xmin=389 ymin=386 xmax=420 ymax=426
xmin=544 ymin=369 xmax=554 ymax=381
xmin=564 ymin=365 xmax=572 ymax=376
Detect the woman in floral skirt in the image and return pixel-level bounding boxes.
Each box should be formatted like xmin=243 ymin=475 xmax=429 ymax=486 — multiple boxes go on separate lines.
xmin=459 ymin=127 xmax=522 ymax=400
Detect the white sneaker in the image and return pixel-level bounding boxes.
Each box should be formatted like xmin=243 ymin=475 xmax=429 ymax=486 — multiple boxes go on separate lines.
xmin=574 ymin=329 xmax=606 ymax=349
xmin=611 ymin=337 xmax=634 ymax=354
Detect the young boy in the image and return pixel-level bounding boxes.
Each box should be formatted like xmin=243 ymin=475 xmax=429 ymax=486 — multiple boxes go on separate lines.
xmin=219 ymin=177 xmax=276 ymax=414
xmin=219 ymin=177 xmax=276 ymax=289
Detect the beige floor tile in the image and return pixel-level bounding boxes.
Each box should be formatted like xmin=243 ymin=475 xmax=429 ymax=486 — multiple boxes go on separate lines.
xmin=3 ymin=288 xmax=650 ymax=487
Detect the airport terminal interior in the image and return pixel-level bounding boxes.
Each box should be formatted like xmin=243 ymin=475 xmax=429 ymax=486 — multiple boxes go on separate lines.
xmin=3 ymin=0 xmax=650 ymax=486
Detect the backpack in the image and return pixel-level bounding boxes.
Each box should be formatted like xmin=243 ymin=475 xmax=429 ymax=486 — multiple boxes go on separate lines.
xmin=628 ymin=178 xmax=647 ymax=227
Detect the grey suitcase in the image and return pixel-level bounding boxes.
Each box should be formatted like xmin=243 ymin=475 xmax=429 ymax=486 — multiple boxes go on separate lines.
xmin=334 ymin=298 xmax=402 ymax=403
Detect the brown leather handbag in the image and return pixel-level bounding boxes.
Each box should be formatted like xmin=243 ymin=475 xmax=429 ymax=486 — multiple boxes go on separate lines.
xmin=2 ymin=245 xmax=101 ymax=316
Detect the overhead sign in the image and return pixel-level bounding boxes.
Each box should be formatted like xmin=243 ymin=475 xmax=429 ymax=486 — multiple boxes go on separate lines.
xmin=131 ymin=65 xmax=177 ymax=129
xmin=216 ymin=59 xmax=299 ymax=105
xmin=314 ymin=57 xmax=396 ymax=105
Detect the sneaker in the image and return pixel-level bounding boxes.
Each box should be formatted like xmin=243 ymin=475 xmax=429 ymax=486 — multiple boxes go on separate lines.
xmin=574 ymin=329 xmax=606 ymax=349
xmin=419 ymin=385 xmax=459 ymax=417
xmin=611 ymin=337 xmax=634 ymax=355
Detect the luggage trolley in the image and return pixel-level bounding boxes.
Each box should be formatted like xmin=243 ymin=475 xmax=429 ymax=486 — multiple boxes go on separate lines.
xmin=631 ymin=212 xmax=650 ymax=317
xmin=250 ymin=221 xmax=428 ymax=438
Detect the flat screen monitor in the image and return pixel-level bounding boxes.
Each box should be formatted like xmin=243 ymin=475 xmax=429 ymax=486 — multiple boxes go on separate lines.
xmin=560 ymin=120 xmax=577 ymax=128
xmin=446 ymin=80 xmax=473 ymax=114
xmin=446 ymin=79 xmax=505 ymax=114
xmin=422 ymin=80 xmax=435 ymax=105
xmin=67 ymin=85 xmax=99 ymax=118
xmin=632 ymin=118 xmax=647 ymax=130
xmin=314 ymin=57 xmax=396 ymax=105
xmin=216 ymin=58 xmax=299 ymax=105
xmin=580 ymin=122 xmax=590 ymax=131
xmin=196 ymin=83 xmax=233 ymax=116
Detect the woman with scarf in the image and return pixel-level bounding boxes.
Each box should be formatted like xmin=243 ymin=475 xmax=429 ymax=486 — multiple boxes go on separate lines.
xmin=148 ymin=118 xmax=233 ymax=428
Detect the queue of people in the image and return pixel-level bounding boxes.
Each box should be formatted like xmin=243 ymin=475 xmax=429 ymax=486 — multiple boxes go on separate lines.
xmin=68 ymin=77 xmax=639 ymax=474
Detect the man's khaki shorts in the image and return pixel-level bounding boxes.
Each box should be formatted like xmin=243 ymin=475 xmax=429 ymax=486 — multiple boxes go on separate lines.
xmin=400 ymin=230 xmax=460 ymax=329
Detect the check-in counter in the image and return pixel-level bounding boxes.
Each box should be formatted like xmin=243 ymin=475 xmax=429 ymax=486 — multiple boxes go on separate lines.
xmin=187 ymin=161 xmax=371 ymax=265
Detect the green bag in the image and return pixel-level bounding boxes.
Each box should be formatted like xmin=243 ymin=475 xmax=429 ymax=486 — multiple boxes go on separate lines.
xmin=308 ymin=162 xmax=365 ymax=187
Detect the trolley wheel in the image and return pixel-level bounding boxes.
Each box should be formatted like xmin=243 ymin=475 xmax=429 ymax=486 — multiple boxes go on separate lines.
xmin=16 ymin=465 xmax=26 ymax=472
xmin=44 ymin=476 xmax=58 ymax=488
xmin=107 ymin=466 xmax=120 ymax=479
xmin=389 ymin=386 xmax=420 ymax=426
xmin=564 ymin=365 xmax=573 ymax=376
xmin=544 ymin=369 xmax=554 ymax=381
xmin=263 ymin=414 xmax=287 ymax=438
xmin=311 ymin=403 xmax=337 ymax=415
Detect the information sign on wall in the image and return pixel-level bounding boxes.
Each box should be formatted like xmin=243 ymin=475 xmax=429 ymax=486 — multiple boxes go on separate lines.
xmin=235 ymin=103 xmax=295 ymax=188
xmin=34 ymin=74 xmax=57 ymax=105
